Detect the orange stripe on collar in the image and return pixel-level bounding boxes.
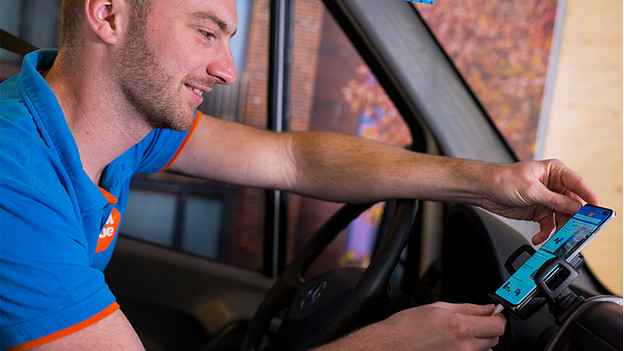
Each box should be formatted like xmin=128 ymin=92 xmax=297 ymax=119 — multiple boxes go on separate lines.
xmin=98 ymin=187 xmax=118 ymax=205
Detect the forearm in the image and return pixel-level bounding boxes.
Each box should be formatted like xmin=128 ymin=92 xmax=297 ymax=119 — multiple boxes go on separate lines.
xmin=287 ymin=131 xmax=490 ymax=205
xmin=172 ymin=116 xmax=491 ymax=205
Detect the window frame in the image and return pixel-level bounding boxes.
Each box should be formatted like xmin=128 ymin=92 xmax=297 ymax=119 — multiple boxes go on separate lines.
xmin=262 ymin=0 xmax=293 ymax=277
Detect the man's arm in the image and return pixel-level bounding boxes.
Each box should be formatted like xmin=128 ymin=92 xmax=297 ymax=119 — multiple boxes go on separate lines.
xmin=168 ymin=114 xmax=297 ymax=191
xmin=312 ymin=303 xmax=506 ymax=351
xmin=171 ymin=114 xmax=601 ymax=244
xmin=171 ymin=114 xmax=601 ymax=243
xmin=27 ymin=310 xmax=143 ymax=351
xmin=170 ymin=114 xmax=477 ymax=202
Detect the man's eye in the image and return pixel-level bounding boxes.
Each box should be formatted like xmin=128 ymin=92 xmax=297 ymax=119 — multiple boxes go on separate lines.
xmin=200 ymin=31 xmax=216 ymax=40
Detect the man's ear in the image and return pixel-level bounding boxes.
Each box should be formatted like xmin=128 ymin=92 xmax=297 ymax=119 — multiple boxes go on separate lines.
xmin=84 ymin=0 xmax=129 ymax=45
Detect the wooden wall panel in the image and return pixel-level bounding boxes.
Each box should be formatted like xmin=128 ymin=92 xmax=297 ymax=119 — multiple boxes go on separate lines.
xmin=543 ymin=0 xmax=622 ymax=294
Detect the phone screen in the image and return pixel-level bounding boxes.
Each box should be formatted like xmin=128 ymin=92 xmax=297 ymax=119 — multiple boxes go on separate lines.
xmin=495 ymin=205 xmax=614 ymax=309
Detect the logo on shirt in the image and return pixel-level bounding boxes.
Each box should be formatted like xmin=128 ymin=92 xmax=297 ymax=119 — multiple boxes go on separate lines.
xmin=96 ymin=208 xmax=121 ymax=253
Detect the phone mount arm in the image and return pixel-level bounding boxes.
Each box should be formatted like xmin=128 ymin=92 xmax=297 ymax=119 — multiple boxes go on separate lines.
xmin=492 ymin=245 xmax=585 ymax=321
xmin=534 ymin=255 xmax=586 ymax=324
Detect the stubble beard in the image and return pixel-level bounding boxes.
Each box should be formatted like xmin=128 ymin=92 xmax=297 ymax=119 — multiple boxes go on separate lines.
xmin=115 ymin=15 xmax=197 ymax=132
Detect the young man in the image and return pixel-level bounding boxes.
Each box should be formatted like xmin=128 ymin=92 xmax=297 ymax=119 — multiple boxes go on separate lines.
xmin=0 ymin=0 xmax=601 ymax=350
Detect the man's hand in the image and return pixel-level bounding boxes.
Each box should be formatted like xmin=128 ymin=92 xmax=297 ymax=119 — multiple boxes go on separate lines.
xmin=478 ymin=159 xmax=602 ymax=245
xmin=380 ymin=303 xmax=506 ymax=350
xmin=314 ymin=302 xmax=506 ymax=351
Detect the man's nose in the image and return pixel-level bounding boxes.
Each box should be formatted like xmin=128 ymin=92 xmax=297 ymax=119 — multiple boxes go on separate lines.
xmin=208 ymin=44 xmax=237 ymax=85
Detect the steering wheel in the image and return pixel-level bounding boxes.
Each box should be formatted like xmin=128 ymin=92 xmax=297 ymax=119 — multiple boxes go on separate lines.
xmin=240 ymin=199 xmax=418 ymax=350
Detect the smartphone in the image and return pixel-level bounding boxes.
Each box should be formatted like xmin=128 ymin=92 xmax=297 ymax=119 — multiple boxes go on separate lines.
xmin=494 ymin=204 xmax=615 ymax=312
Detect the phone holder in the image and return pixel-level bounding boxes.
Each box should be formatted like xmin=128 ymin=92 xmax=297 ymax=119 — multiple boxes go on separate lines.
xmin=491 ymin=245 xmax=585 ymax=321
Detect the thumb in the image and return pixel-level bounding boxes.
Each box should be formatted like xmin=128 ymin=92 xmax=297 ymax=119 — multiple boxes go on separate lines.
xmin=539 ymin=186 xmax=583 ymax=216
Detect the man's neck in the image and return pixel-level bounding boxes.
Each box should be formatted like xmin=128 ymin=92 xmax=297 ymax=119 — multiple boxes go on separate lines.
xmin=44 ymin=50 xmax=153 ymax=185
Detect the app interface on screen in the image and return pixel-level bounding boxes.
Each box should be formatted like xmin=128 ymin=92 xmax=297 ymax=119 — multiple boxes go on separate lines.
xmin=496 ymin=206 xmax=611 ymax=306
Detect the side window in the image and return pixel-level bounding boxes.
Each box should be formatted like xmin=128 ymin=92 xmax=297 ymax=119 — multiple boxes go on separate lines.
xmin=285 ymin=0 xmax=412 ymax=276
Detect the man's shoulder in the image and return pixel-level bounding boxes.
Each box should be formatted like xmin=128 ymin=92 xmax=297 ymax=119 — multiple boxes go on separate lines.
xmin=1 ymin=71 xmax=38 ymax=133
xmin=0 ymin=62 xmax=71 ymax=181
xmin=1 ymin=50 xmax=61 ymax=130
xmin=0 ymin=74 xmax=29 ymax=122
xmin=0 ymin=73 xmax=22 ymax=99
xmin=0 ymin=79 xmax=45 ymax=164
xmin=0 ymin=91 xmax=63 ymax=200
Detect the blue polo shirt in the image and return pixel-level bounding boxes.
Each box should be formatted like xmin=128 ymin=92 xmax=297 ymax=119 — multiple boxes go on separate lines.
xmin=0 ymin=50 xmax=196 ymax=349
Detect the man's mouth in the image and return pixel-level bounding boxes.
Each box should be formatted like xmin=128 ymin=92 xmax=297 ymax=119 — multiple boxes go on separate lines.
xmin=186 ymin=84 xmax=204 ymax=97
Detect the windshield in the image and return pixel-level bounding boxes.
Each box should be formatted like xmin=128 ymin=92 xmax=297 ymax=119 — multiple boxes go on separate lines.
xmin=415 ymin=0 xmax=559 ymax=160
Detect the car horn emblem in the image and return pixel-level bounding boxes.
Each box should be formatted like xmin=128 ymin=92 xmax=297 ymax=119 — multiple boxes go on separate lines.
xmin=300 ymin=280 xmax=327 ymax=309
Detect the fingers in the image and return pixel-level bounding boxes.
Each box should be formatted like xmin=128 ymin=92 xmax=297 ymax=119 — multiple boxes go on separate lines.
xmin=397 ymin=303 xmax=506 ymax=351
xmin=431 ymin=303 xmax=507 ymax=337
xmin=546 ymin=160 xmax=602 ymax=211
xmin=557 ymin=162 xmax=602 ymax=206
xmin=438 ymin=303 xmax=506 ymax=350
xmin=473 ymin=337 xmax=500 ymax=351
xmin=444 ymin=304 xmax=506 ymax=338
xmin=472 ymin=314 xmax=507 ymax=338
xmin=532 ymin=212 xmax=556 ymax=245
xmin=529 ymin=160 xmax=601 ymax=244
